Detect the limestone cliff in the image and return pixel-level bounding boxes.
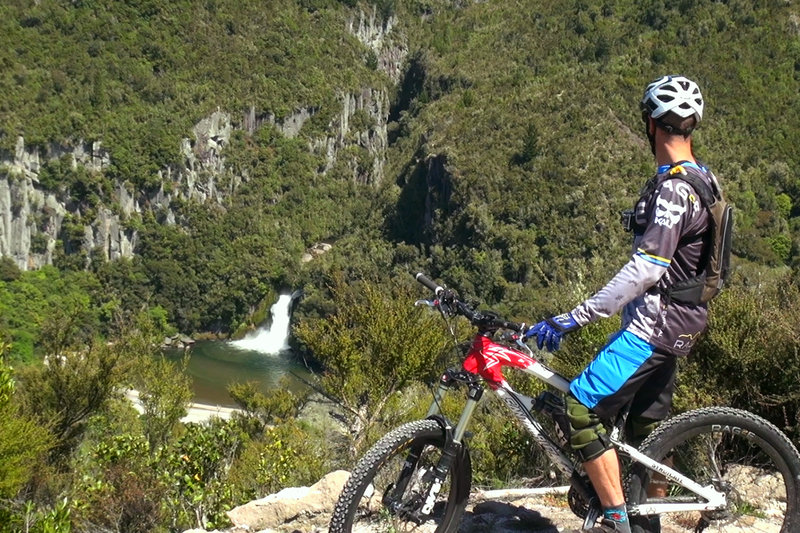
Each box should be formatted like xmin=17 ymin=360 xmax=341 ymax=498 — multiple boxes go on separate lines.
xmin=0 ymin=137 xmax=119 ymax=270
xmin=0 ymin=7 xmax=404 ymax=271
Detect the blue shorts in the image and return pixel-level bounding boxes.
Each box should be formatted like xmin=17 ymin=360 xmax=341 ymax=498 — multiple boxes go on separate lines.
xmin=570 ymin=330 xmax=677 ymax=420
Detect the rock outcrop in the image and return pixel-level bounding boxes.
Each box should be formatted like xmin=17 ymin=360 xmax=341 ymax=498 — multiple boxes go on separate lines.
xmin=0 ymin=113 xmax=231 ymax=270
xmin=181 ymin=467 xmax=783 ymax=533
xmin=0 ymin=137 xmax=116 ymax=270
xmin=0 ymin=95 xmax=388 ymax=271
xmin=348 ymin=6 xmax=407 ymax=83
xmin=310 ymin=88 xmax=390 ymax=184
xmin=0 ymin=164 xmax=64 ymax=270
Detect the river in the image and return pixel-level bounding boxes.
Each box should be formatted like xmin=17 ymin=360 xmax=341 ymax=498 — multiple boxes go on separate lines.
xmin=164 ymin=293 xmax=313 ymax=408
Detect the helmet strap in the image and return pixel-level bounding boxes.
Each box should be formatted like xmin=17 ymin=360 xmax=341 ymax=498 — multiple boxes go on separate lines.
xmin=644 ymin=116 xmax=657 ymax=156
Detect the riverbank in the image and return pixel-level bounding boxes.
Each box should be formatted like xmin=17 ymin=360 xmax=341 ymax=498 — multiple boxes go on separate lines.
xmin=125 ymin=389 xmax=239 ymax=424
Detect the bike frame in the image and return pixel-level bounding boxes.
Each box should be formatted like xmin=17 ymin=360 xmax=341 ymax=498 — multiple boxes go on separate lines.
xmin=425 ymin=332 xmax=727 ymax=517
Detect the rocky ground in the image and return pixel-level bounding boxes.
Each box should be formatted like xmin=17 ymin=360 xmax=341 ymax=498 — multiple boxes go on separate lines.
xmin=182 ymin=471 xmax=701 ymax=533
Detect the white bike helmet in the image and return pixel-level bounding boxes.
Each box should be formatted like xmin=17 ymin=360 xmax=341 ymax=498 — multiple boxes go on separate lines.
xmin=641 ymin=75 xmax=704 ymax=122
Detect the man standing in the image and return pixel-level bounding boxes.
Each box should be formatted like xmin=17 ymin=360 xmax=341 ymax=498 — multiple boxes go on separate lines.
xmin=526 ymin=75 xmax=721 ymax=533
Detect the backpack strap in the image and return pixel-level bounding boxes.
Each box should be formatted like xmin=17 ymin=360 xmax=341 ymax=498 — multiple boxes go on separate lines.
xmin=661 ymin=164 xmax=716 ymax=249
xmin=660 ymin=164 xmax=723 ymax=305
xmin=670 ymin=164 xmax=719 ymax=208
xmin=627 ymin=163 xmax=717 ymax=236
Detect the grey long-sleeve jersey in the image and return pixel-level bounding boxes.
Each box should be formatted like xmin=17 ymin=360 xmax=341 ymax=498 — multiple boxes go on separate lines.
xmin=569 ymin=168 xmax=712 ymax=356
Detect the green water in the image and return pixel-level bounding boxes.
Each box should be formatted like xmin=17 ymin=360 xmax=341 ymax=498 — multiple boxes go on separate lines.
xmin=165 ymin=340 xmax=313 ymax=408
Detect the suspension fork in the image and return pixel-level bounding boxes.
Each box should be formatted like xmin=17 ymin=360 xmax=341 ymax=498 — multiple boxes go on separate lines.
xmin=425 ymin=369 xmax=485 ymax=446
xmin=452 ymin=380 xmax=484 ymax=442
xmin=428 ymin=377 xmax=483 ymax=506
xmin=389 ymin=372 xmax=483 ymax=519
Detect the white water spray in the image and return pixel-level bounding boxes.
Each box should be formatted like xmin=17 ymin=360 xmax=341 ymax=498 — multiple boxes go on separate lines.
xmin=229 ymin=293 xmax=294 ymax=354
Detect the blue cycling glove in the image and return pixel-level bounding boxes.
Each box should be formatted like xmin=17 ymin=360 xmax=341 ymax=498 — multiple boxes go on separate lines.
xmin=525 ymin=312 xmax=580 ymax=351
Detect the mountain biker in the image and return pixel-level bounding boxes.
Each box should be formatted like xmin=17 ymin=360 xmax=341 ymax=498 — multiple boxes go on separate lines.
xmin=525 ymin=75 xmax=718 ymax=533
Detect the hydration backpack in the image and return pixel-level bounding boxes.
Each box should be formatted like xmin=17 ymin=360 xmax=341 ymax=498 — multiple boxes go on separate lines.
xmin=659 ymin=165 xmax=733 ymax=304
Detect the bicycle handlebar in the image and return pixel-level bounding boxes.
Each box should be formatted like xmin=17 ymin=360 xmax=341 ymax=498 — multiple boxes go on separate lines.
xmin=415 ymin=272 xmax=526 ymax=334
xmin=415 ymin=273 xmax=444 ymax=296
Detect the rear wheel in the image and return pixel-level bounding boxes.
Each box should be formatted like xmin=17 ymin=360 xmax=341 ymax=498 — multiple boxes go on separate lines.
xmin=627 ymin=407 xmax=800 ymax=532
xmin=329 ymin=419 xmax=471 ymax=533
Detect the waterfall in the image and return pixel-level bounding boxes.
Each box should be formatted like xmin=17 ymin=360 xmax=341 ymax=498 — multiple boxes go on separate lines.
xmin=229 ymin=293 xmax=295 ymax=354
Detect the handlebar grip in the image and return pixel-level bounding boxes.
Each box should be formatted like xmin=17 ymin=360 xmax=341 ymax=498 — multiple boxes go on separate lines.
xmin=504 ymin=320 xmax=526 ymax=333
xmin=415 ymin=273 xmax=444 ymax=295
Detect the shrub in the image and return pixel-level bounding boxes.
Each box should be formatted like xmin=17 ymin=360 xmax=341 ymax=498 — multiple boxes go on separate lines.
xmin=0 ymin=353 xmax=53 ymax=499
xmin=227 ymin=420 xmax=327 ymax=500
xmin=677 ymin=269 xmax=800 ymax=440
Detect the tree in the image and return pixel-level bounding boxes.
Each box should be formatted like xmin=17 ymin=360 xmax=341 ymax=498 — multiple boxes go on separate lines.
xmin=16 ymin=343 xmax=129 ymax=468
xmin=294 ymin=275 xmax=455 ymax=457
xmin=0 ymin=257 xmax=21 ymax=282
xmin=136 ymin=353 xmax=193 ymax=453
xmin=228 ymin=378 xmax=302 ymax=434
xmin=15 ymin=312 xmax=160 ymax=468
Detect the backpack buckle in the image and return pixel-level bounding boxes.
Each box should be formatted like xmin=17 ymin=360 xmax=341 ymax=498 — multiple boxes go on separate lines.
xmin=620 ymin=209 xmax=635 ymax=232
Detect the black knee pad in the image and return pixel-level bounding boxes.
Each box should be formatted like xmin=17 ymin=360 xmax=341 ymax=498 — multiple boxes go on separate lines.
xmin=566 ymin=394 xmax=609 ymax=462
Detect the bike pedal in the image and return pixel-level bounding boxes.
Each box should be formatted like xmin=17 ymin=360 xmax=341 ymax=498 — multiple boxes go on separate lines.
xmin=582 ymin=498 xmax=603 ymax=530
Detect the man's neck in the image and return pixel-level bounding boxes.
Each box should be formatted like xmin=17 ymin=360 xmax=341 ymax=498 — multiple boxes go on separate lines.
xmin=655 ymin=134 xmax=694 ymax=167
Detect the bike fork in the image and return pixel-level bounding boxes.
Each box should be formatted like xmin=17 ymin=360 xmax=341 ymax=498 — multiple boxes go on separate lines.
xmin=395 ymin=377 xmax=483 ymax=520
xmin=427 ymin=381 xmax=482 ymax=508
xmin=452 ymin=380 xmax=483 ymax=443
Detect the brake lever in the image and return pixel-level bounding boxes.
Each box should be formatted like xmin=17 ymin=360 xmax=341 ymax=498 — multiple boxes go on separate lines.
xmin=496 ymin=320 xmax=527 ymax=340
xmin=516 ymin=335 xmax=553 ymax=361
xmin=415 ymin=298 xmax=455 ymax=318
xmin=496 ymin=328 xmax=538 ymax=358
xmin=514 ymin=336 xmax=536 ymax=357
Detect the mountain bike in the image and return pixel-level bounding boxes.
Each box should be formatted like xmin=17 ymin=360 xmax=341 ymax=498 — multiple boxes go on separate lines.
xmin=328 ymin=273 xmax=800 ymax=533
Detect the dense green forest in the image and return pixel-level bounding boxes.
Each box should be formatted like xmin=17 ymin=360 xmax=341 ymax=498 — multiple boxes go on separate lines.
xmin=1 ymin=0 xmax=800 ymax=530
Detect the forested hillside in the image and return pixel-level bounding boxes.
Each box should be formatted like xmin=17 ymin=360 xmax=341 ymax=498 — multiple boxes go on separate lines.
xmin=1 ymin=0 xmax=800 ymax=530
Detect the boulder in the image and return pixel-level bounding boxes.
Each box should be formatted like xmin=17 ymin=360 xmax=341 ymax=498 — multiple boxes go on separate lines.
xmin=226 ymin=470 xmax=350 ymax=531
xmin=161 ymin=333 xmax=196 ymax=349
xmin=301 ymin=242 xmax=333 ymax=263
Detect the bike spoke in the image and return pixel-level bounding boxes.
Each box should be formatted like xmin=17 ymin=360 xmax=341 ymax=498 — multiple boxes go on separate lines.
xmin=628 ymin=408 xmax=798 ymax=533
xmin=349 ymin=444 xmax=451 ymax=532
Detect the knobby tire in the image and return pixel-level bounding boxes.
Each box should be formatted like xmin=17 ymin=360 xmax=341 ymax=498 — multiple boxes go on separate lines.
xmin=329 ymin=419 xmax=471 ymax=533
xmin=626 ymin=406 xmax=800 ymax=533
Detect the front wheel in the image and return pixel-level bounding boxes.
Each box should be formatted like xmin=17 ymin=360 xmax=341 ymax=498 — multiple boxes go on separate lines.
xmin=329 ymin=418 xmax=471 ymax=533
xmin=627 ymin=407 xmax=800 ymax=532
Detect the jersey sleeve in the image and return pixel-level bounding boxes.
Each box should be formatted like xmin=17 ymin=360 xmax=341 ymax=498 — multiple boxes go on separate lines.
xmin=570 ymin=178 xmax=700 ymax=325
